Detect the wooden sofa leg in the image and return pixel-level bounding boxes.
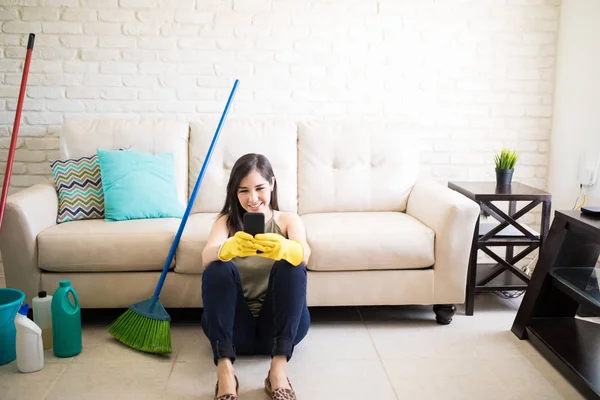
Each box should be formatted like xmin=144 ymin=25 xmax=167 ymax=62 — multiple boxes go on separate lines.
xmin=433 ymin=304 xmax=456 ymax=325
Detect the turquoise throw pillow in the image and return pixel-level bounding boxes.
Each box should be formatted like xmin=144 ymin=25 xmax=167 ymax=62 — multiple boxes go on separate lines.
xmin=96 ymin=148 xmax=184 ymax=221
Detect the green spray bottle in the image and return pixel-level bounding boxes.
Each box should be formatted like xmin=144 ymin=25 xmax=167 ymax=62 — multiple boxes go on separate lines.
xmin=51 ymin=280 xmax=82 ymax=357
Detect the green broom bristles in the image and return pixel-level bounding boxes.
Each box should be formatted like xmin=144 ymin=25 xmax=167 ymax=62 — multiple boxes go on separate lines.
xmin=108 ymin=309 xmax=172 ymax=354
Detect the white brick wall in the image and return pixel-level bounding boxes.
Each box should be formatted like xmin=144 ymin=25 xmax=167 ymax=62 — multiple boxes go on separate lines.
xmin=0 ymin=0 xmax=561 ymax=272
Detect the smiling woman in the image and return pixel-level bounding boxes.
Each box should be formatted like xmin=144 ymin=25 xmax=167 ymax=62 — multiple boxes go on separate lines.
xmin=200 ymin=153 xmax=310 ymax=400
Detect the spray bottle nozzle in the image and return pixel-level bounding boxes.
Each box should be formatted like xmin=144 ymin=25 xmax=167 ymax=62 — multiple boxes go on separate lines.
xmin=18 ymin=303 xmax=29 ymax=316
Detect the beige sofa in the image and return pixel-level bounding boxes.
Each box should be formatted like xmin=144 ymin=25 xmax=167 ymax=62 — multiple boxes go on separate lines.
xmin=0 ymin=118 xmax=479 ymax=324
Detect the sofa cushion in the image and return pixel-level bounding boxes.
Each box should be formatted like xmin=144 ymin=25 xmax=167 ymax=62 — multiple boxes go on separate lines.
xmin=49 ymin=154 xmax=104 ymax=223
xmin=297 ymin=120 xmax=420 ymax=214
xmin=96 ymin=148 xmax=184 ymax=221
xmin=188 ymin=118 xmax=298 ymax=214
xmin=37 ymin=218 xmax=181 ymax=272
xmin=174 ymin=213 xmax=219 ymax=274
xmin=60 ymin=118 xmax=190 ymax=208
xmin=302 ymin=212 xmax=435 ymax=272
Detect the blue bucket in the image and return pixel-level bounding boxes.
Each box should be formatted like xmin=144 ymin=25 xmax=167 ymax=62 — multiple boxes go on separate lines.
xmin=0 ymin=288 xmax=26 ymax=365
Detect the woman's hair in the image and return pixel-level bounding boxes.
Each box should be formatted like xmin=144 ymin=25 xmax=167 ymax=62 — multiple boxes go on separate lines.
xmin=219 ymin=153 xmax=279 ymax=236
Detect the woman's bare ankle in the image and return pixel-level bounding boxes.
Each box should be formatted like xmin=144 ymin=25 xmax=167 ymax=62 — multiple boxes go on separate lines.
xmin=217 ymin=358 xmax=234 ymax=374
xmin=269 ymin=356 xmax=291 ymax=389
xmin=216 ymin=358 xmax=236 ymax=396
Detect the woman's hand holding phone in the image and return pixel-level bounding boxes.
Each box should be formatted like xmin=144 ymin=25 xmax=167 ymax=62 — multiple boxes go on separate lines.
xmin=218 ymin=231 xmax=257 ymax=261
xmin=217 ymin=231 xmax=304 ymax=266
xmin=251 ymin=233 xmax=304 ymax=267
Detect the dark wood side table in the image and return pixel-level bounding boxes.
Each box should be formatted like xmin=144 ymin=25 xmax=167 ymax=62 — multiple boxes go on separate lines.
xmin=511 ymin=210 xmax=600 ymax=399
xmin=448 ymin=181 xmax=552 ymax=315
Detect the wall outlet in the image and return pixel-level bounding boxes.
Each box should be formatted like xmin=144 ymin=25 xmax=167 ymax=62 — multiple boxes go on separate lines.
xmin=578 ymin=149 xmax=600 ymax=186
xmin=578 ymin=167 xmax=598 ymax=186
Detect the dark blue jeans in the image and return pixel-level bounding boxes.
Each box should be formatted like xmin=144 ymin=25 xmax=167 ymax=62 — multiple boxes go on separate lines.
xmin=201 ymin=259 xmax=310 ymax=366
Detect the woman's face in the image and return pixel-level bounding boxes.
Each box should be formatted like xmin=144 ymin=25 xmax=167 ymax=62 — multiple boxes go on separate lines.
xmin=237 ymin=169 xmax=273 ymax=214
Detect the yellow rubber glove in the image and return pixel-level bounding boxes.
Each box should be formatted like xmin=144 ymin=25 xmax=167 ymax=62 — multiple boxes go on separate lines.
xmin=218 ymin=231 xmax=257 ymax=261
xmin=251 ymin=233 xmax=304 ymax=266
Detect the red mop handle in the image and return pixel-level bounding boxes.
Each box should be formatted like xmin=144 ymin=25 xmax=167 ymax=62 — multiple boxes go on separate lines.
xmin=0 ymin=33 xmax=35 ymax=233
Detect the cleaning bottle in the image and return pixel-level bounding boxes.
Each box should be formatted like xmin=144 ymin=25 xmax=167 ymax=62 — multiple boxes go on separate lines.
xmin=51 ymin=280 xmax=82 ymax=358
xmin=32 ymin=291 xmax=53 ymax=350
xmin=15 ymin=303 xmax=44 ymax=373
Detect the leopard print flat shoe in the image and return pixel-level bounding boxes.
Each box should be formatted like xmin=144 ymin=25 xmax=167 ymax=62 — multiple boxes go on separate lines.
xmin=264 ymin=373 xmax=296 ymax=400
xmin=214 ymin=375 xmax=239 ymax=400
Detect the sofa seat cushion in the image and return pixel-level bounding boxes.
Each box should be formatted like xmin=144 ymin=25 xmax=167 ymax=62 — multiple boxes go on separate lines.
xmin=302 ymin=212 xmax=435 ymax=272
xmin=175 ymin=213 xmax=219 ymax=274
xmin=37 ymin=218 xmax=182 ymax=272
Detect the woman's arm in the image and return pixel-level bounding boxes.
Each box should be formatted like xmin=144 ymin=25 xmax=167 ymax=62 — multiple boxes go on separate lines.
xmin=201 ymin=215 xmax=230 ymax=268
xmin=285 ymin=213 xmax=311 ymax=265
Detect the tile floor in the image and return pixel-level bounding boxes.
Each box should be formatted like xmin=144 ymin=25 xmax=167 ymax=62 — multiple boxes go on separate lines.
xmin=0 ymin=281 xmax=586 ymax=399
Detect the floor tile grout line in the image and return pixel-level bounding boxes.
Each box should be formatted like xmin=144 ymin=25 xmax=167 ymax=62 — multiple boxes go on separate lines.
xmin=41 ymin=363 xmax=69 ymax=400
xmin=161 ymin=357 xmax=178 ymax=398
xmin=357 ymin=307 xmax=400 ymax=400
xmin=162 ymin=332 xmax=192 ymax=397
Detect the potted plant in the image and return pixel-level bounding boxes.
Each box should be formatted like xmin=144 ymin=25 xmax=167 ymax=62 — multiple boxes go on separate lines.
xmin=494 ymin=148 xmax=518 ymax=185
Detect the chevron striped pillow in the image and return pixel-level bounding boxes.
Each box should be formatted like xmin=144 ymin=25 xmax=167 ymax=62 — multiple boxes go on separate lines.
xmin=50 ymin=154 xmax=105 ymax=223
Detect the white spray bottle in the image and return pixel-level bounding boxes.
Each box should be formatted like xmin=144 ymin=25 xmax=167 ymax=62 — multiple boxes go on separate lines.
xmin=15 ymin=303 xmax=44 ymax=373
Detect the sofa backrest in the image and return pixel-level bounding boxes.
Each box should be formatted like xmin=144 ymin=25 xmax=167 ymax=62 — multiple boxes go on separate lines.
xmin=297 ymin=120 xmax=420 ymax=214
xmin=58 ymin=118 xmax=420 ymax=217
xmin=189 ymin=118 xmax=298 ymax=214
xmin=59 ymin=118 xmax=190 ymax=207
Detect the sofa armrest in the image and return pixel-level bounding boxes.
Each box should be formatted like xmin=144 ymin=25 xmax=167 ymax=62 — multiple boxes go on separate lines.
xmin=0 ymin=180 xmax=58 ymax=302
xmin=406 ymin=179 xmax=480 ymax=304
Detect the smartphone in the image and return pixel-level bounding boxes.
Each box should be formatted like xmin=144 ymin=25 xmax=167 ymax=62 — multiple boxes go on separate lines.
xmin=243 ymin=212 xmax=265 ymax=237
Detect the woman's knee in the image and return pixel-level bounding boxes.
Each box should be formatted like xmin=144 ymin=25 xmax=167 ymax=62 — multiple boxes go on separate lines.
xmin=202 ymin=260 xmax=238 ymax=286
xmin=272 ymin=260 xmax=307 ymax=279
xmin=294 ymin=306 xmax=311 ymax=345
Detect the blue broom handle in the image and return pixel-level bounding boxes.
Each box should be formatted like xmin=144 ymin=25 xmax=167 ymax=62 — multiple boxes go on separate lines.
xmin=152 ymin=79 xmax=239 ymax=300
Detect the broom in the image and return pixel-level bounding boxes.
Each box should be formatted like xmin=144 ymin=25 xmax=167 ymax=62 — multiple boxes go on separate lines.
xmin=0 ymin=33 xmax=35 ymax=233
xmin=108 ymin=79 xmax=240 ymax=354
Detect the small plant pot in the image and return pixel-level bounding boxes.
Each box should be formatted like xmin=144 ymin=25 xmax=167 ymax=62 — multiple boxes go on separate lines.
xmin=495 ymin=168 xmax=514 ymax=186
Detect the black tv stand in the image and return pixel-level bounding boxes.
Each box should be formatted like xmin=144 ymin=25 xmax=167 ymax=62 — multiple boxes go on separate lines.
xmin=512 ymin=210 xmax=600 ymax=399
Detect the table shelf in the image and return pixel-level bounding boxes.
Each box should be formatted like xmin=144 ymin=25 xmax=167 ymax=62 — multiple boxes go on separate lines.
xmin=479 ymin=221 xmax=540 ymax=237
xmin=479 ymin=237 xmax=541 ymax=246
xmin=551 ymin=267 xmax=600 ymax=316
xmin=526 ymin=318 xmax=600 ymax=400
xmin=474 ymin=263 xmax=528 ymax=292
